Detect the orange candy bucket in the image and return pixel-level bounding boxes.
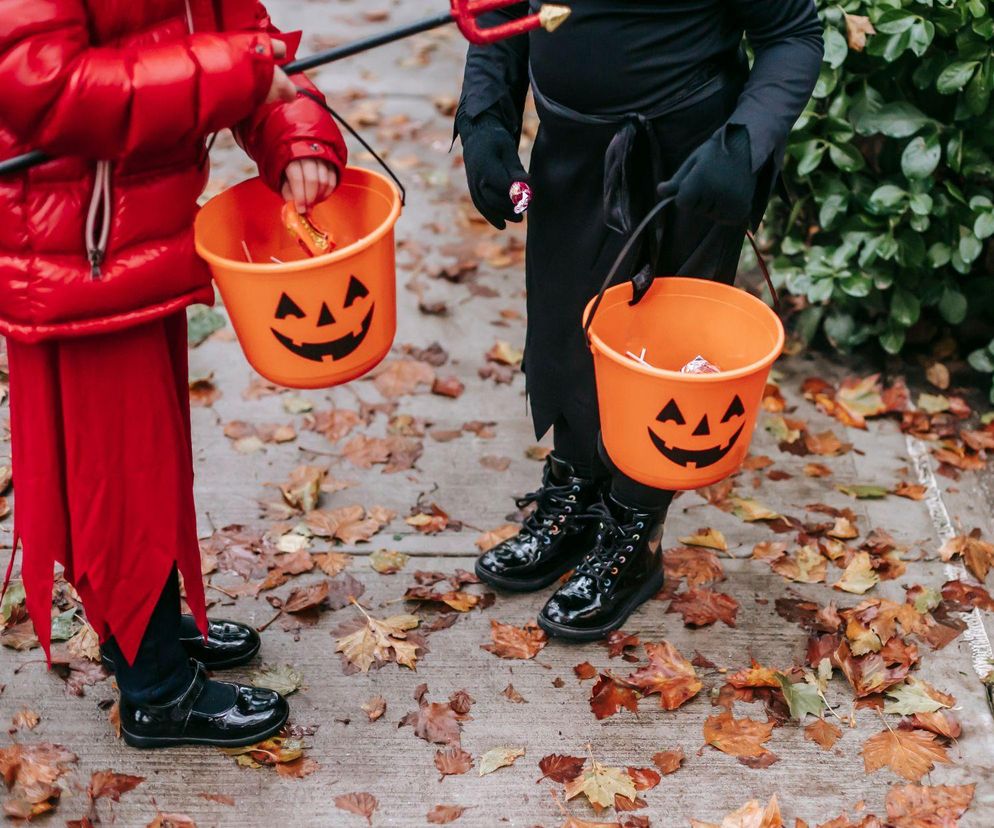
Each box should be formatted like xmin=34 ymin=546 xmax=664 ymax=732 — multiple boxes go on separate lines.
xmin=584 ymin=277 xmax=784 ymax=491
xmin=195 ymin=167 xmax=402 ymax=389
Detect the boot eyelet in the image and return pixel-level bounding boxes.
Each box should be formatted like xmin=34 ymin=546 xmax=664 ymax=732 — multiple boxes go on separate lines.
xmin=568 ymin=495 xmax=576 ymax=502
xmin=565 ymin=506 xmax=572 ymax=513
xmin=619 ymin=556 xmax=626 ymax=563
xmin=573 ymin=485 xmax=580 ymax=492
xmin=626 ymin=545 xmax=633 ymax=552
xmin=604 ymin=578 xmax=612 ymax=587
xmin=633 ymin=534 xmax=640 ymax=540
xmin=637 ymin=522 xmax=644 ymax=529
xmin=610 ymin=566 xmax=619 ymax=574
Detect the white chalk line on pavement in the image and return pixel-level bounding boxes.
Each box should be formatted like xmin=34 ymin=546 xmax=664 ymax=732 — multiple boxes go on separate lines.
xmin=906 ymin=434 xmax=994 ymax=682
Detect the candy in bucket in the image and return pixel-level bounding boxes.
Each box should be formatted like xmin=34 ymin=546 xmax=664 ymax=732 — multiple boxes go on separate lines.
xmin=624 ymin=348 xmax=721 ymax=374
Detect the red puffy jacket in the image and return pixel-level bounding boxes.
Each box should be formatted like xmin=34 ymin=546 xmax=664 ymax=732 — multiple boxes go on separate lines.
xmin=0 ymin=0 xmax=347 ymax=342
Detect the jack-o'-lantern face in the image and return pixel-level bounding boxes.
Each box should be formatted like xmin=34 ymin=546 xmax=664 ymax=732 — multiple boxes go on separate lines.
xmin=269 ymin=275 xmax=374 ymax=363
xmin=647 ymin=395 xmax=746 ymax=469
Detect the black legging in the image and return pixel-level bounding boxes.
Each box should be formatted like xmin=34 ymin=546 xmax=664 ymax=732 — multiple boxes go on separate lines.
xmin=100 ymin=568 xmax=192 ymax=705
xmin=553 ymin=415 xmax=675 ymax=512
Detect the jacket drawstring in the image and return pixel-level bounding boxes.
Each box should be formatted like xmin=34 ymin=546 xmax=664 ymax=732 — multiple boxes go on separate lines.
xmin=84 ymin=1 xmax=194 ymax=279
xmin=84 ymin=160 xmax=111 ymax=278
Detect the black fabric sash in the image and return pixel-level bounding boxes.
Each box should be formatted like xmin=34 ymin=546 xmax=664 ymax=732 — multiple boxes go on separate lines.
xmin=528 ymin=63 xmax=734 ymax=237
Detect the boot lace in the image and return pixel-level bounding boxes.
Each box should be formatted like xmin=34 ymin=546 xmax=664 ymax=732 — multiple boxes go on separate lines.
xmin=514 ymin=480 xmax=583 ymax=543
xmin=574 ymin=502 xmax=646 ymax=588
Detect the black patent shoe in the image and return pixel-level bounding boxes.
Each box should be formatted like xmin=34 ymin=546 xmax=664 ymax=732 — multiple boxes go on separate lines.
xmin=120 ymin=661 xmax=289 ymax=749
xmin=102 ymin=615 xmax=261 ymax=673
xmin=537 ymin=495 xmax=666 ymax=641
xmin=475 ymin=455 xmax=602 ymax=592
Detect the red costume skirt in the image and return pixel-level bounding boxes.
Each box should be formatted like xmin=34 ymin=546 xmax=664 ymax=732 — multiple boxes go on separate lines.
xmin=5 ymin=312 xmax=207 ymax=664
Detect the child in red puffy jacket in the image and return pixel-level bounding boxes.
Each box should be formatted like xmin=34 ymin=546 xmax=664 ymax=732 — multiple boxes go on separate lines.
xmin=0 ymin=0 xmax=346 ymax=748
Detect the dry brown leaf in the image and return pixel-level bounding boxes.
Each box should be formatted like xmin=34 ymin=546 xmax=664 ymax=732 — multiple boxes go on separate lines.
xmin=804 ymin=719 xmax=842 ymax=751
xmin=650 ymin=749 xmax=685 ymax=775
xmin=88 ymin=770 xmax=144 ymax=802
xmin=361 ymin=695 xmax=386 ymax=722
xmin=481 ymin=619 xmax=547 ymax=659
xmin=574 ymin=661 xmax=598 ymax=680
xmin=690 ymin=795 xmax=782 ymax=828
xmin=334 ymin=792 xmax=378 ymax=825
xmin=315 ymin=552 xmax=352 ymax=577
xmin=845 ymin=13 xmax=876 ymax=51
xmin=0 ymin=743 xmax=77 ymax=820
xmin=939 ymin=534 xmax=994 ymax=582
xmin=278 ymin=465 xmax=326 ymax=513
xmin=486 ymin=340 xmax=523 ymax=366
xmin=537 ymin=754 xmax=586 ymax=784
xmin=589 ymin=673 xmax=640 ymax=720
xmin=667 ymin=588 xmax=739 ymax=628
xmin=371 ymin=359 xmax=435 ymax=398
xmin=427 ymin=804 xmax=468 ymax=824
xmin=146 ymin=812 xmax=198 ymax=828
xmin=663 ymin=547 xmax=725 ymax=586
xmin=702 ymin=711 xmax=775 ymax=758
xmin=861 ymin=729 xmax=951 ymax=782
xmin=625 ymin=641 xmax=702 ymax=710
xmin=334 ymin=605 xmax=421 ymax=672
xmin=434 ymin=747 xmax=473 ymax=779
xmin=884 ymin=783 xmax=974 ymax=825
xmin=11 ymin=709 xmax=39 ymax=731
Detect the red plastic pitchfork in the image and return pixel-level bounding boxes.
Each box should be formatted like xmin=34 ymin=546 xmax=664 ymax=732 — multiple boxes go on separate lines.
xmin=0 ymin=1 xmax=571 ymax=176
xmin=450 ymin=0 xmax=571 ymax=45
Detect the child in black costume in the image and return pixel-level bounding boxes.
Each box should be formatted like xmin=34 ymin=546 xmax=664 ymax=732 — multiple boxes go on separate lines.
xmin=457 ymin=0 xmax=824 ymax=639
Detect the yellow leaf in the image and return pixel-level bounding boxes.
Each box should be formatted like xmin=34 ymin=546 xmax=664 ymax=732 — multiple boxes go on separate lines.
xmin=478 ymin=746 xmax=525 ymax=776
xmin=833 ymin=551 xmax=880 ymax=595
xmin=564 ymin=759 xmax=637 ymax=813
xmin=678 ymin=528 xmax=728 ymax=551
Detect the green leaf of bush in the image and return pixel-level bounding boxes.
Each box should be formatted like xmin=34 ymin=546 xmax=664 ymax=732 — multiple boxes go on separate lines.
xmin=901 ymin=134 xmax=941 ymax=180
xmin=937 ymin=60 xmax=980 ymax=94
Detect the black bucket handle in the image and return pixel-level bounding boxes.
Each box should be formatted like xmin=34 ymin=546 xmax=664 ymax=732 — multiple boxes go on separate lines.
xmin=297 ymin=87 xmax=407 ymax=206
xmin=582 ymin=181 xmax=781 ymax=345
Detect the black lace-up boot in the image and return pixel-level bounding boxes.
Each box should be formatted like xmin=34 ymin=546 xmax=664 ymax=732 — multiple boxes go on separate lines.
xmin=537 ymin=494 xmax=668 ymax=640
xmin=475 ymin=454 xmax=603 ymax=591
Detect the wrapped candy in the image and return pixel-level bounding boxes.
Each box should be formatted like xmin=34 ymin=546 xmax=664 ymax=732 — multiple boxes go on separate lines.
xmin=680 ymin=355 xmax=721 ymax=374
xmin=282 ymin=203 xmax=335 ymax=257
xmin=509 ymin=181 xmax=532 ymax=215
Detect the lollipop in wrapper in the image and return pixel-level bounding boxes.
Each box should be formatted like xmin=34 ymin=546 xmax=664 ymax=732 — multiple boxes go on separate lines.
xmin=282 ymin=203 xmax=335 ymax=257
xmin=509 ymin=181 xmax=532 ymax=215
xmin=680 ymin=355 xmax=721 ymax=374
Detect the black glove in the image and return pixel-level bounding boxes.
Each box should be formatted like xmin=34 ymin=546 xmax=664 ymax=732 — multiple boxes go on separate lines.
xmin=458 ymin=112 xmax=529 ymax=230
xmin=669 ymin=124 xmax=757 ymax=226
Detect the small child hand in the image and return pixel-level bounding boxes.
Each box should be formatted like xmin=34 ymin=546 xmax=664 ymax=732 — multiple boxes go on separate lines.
xmin=281 ymin=159 xmax=339 ymax=213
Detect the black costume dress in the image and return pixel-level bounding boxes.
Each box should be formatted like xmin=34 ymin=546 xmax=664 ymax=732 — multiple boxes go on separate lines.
xmin=458 ymin=0 xmax=823 ymax=477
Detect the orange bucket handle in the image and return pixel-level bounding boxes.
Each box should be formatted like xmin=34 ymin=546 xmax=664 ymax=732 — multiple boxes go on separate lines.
xmin=582 ymin=181 xmax=781 ymax=345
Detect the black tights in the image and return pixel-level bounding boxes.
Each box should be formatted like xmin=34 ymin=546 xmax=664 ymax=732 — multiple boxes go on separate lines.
xmin=552 ymin=416 xmax=675 ymax=512
xmin=101 ymin=568 xmax=192 ymax=706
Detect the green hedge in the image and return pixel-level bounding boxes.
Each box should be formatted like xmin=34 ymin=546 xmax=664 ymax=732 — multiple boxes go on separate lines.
xmin=770 ymin=0 xmax=994 ymax=397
